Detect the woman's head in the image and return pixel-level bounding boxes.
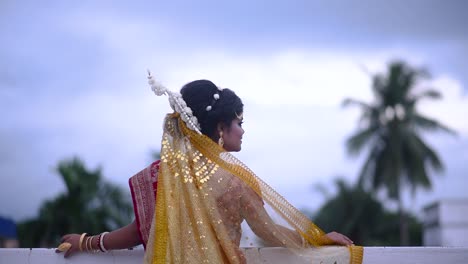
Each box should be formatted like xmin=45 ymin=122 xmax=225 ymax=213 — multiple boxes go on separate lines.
xmin=180 ymin=80 xmax=244 ymax=152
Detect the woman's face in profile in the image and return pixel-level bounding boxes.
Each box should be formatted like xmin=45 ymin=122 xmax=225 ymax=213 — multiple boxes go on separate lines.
xmin=221 ymin=116 xmax=244 ymax=152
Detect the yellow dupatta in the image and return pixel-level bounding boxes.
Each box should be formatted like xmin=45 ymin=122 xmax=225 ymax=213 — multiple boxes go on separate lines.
xmin=144 ymin=113 xmax=363 ymax=264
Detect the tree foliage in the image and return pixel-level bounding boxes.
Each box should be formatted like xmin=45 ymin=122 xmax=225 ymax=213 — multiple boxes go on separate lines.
xmin=17 ymin=157 xmax=133 ymax=247
xmin=342 ymin=60 xmax=455 ymax=244
xmin=313 ymin=179 xmax=422 ymax=246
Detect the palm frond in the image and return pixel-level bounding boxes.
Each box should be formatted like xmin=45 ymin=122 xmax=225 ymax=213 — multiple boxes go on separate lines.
xmin=408 ymin=89 xmax=442 ymax=108
xmin=334 ymin=178 xmax=349 ymax=193
xmin=414 ymin=89 xmax=442 ymax=100
xmin=341 ymin=98 xmax=373 ymax=109
xmin=412 ymin=114 xmax=457 ymax=135
xmin=401 ymin=133 xmax=432 ymax=193
xmin=377 ymin=145 xmax=400 ymax=199
xmin=371 ymin=74 xmax=386 ymax=95
xmin=398 ymin=126 xmax=445 ymax=196
xmin=311 ymin=182 xmax=331 ymax=199
xmin=358 ymin=145 xmax=381 ymax=191
xmin=346 ymin=126 xmax=379 ymax=156
xmin=410 ymin=133 xmax=444 ymax=172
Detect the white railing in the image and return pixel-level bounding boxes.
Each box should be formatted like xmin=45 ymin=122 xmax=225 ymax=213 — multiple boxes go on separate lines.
xmin=1 ymin=247 xmax=467 ymax=263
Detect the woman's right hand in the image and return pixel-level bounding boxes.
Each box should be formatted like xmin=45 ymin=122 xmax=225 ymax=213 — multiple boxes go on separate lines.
xmin=55 ymin=234 xmax=82 ymax=258
xmin=325 ymin=231 xmax=354 ymax=246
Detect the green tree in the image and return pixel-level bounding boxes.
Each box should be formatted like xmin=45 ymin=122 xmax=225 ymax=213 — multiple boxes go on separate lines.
xmin=313 ymin=178 xmax=422 ymax=246
xmin=150 ymin=149 xmax=161 ymax=161
xmin=17 ymin=157 xmax=133 ymax=247
xmin=342 ymin=61 xmax=455 ymax=245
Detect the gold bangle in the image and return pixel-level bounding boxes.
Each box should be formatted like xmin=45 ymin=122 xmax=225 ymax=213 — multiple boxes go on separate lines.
xmin=87 ymin=236 xmax=92 ymax=252
xmin=89 ymin=236 xmax=93 ymax=252
xmin=100 ymin=231 xmax=109 ymax=252
xmin=84 ymin=236 xmax=89 ymax=252
xmin=89 ymin=235 xmax=95 ymax=252
xmin=79 ymin=233 xmax=87 ymax=252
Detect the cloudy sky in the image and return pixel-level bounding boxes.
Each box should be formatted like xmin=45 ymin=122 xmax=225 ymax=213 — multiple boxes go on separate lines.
xmin=1 ymin=0 xmax=467 ymax=222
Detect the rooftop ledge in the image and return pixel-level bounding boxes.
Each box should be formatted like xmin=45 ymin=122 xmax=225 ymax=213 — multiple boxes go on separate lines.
xmin=1 ymin=247 xmax=467 ymax=263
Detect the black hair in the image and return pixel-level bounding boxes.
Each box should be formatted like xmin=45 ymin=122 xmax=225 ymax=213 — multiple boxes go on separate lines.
xmin=180 ymin=80 xmax=243 ymax=140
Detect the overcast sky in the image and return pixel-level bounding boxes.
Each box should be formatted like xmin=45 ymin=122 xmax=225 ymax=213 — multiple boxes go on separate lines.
xmin=1 ymin=0 xmax=467 ymax=222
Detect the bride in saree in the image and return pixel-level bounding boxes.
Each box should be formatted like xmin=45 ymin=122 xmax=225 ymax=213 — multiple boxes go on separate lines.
xmin=57 ymin=74 xmax=363 ymax=264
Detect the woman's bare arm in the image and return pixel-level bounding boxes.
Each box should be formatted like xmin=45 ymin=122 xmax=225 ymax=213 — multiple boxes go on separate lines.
xmin=240 ymin=186 xmax=302 ymax=246
xmin=240 ymin=185 xmax=353 ymax=247
xmin=57 ymin=220 xmax=142 ymax=258
xmin=101 ymin=219 xmax=142 ymax=250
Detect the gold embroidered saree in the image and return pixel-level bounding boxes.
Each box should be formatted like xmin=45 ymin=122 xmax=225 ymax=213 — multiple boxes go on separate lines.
xmin=137 ymin=113 xmax=362 ymax=264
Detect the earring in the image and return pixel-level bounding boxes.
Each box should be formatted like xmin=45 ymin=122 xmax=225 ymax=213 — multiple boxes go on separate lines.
xmin=218 ymin=131 xmax=224 ymax=147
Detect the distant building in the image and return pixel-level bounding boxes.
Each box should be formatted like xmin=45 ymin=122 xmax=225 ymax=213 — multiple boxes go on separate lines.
xmin=423 ymin=199 xmax=468 ymax=246
xmin=0 ymin=216 xmax=18 ymax=248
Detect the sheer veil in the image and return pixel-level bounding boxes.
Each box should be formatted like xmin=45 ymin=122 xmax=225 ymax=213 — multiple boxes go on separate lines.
xmin=143 ymin=113 xmax=363 ymax=264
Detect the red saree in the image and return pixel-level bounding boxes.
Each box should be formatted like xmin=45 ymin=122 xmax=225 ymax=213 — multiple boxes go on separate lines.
xmin=128 ymin=160 xmax=160 ymax=248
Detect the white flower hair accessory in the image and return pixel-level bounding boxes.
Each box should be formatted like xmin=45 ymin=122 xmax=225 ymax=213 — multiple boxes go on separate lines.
xmin=205 ymin=93 xmax=220 ymax=111
xmin=147 ymin=70 xmax=202 ymax=134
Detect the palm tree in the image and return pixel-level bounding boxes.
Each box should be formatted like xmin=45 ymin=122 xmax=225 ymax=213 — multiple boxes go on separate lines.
xmin=342 ymin=60 xmax=455 ymax=245
xmin=17 ymin=157 xmax=133 ymax=247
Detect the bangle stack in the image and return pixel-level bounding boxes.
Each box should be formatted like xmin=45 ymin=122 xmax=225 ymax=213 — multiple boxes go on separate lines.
xmin=79 ymin=232 xmax=110 ymax=253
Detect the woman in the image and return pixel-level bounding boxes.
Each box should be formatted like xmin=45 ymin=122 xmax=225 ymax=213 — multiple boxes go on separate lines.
xmin=57 ymin=77 xmax=362 ymax=264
